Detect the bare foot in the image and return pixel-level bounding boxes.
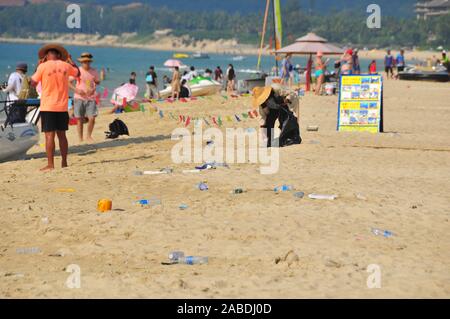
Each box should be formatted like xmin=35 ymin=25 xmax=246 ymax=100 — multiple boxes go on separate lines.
xmin=40 ymin=165 xmax=54 ymax=172
xmin=86 ymin=137 xmax=94 ymax=143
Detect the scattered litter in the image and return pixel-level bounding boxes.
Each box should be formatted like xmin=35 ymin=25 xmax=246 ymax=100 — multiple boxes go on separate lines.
xmin=197 ymin=182 xmax=209 ymax=191
xmin=169 ymin=251 xmax=185 ymax=262
xmin=134 ymin=168 xmax=173 ymax=175
xmin=41 ymin=216 xmax=49 ymax=224
xmin=274 ymin=185 xmax=294 ymax=192
xmin=135 ymin=197 xmax=162 ymax=207
xmin=294 ymin=192 xmax=305 ymax=199
xmin=195 ymin=163 xmax=216 ymax=171
xmin=308 ymin=193 xmax=337 ymax=200
xmin=355 ymin=193 xmax=367 ymax=200
xmin=231 ymin=188 xmax=244 ymax=194
xmin=371 ymin=228 xmax=394 ymax=238
xmin=179 ymin=204 xmax=189 ymax=210
xmin=97 ymin=199 xmax=112 ymax=212
xmin=307 ymin=126 xmax=319 ymax=132
xmin=16 ymin=247 xmax=41 ymax=255
xmin=54 ymin=188 xmax=76 ymax=193
xmin=4 ymin=272 xmax=24 ymax=278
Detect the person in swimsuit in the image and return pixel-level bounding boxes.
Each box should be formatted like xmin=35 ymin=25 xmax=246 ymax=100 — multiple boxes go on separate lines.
xmin=171 ymin=66 xmax=181 ymax=99
xmin=340 ymin=49 xmax=353 ymax=75
xmin=314 ymin=51 xmax=326 ymax=96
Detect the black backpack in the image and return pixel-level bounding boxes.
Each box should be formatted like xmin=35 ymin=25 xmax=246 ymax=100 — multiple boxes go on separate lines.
xmin=105 ymin=119 xmax=129 ymax=139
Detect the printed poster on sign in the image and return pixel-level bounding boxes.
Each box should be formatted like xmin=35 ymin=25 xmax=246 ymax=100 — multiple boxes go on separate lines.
xmin=337 ymin=75 xmax=383 ymax=133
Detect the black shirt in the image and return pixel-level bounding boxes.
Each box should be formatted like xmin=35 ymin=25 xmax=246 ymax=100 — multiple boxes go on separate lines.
xmin=146 ymin=71 xmax=157 ymax=85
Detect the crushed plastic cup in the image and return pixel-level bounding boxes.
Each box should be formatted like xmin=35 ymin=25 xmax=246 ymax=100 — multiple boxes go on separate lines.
xmin=179 ymin=204 xmax=189 ymax=210
xmin=294 ymin=192 xmax=305 ymax=198
xmin=198 ymin=182 xmax=209 ymax=191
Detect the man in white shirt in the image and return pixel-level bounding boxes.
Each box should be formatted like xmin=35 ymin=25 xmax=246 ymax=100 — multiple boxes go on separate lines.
xmin=186 ymin=66 xmax=198 ymax=81
xmin=2 ymin=62 xmax=28 ymax=101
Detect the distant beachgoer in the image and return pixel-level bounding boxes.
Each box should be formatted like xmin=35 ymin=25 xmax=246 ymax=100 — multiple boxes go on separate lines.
xmin=226 ymin=64 xmax=236 ymax=94
xmin=441 ymin=51 xmax=450 ymax=73
xmin=69 ymin=52 xmax=100 ymax=143
xmin=204 ymin=68 xmax=213 ymax=78
xmin=186 ymin=66 xmax=197 ymax=81
xmin=340 ymin=49 xmax=353 ymax=75
xmin=145 ymin=66 xmax=159 ymax=99
xmin=2 ymin=62 xmax=28 ymax=102
xmin=396 ymin=49 xmax=406 ymax=73
xmin=384 ymin=50 xmax=394 ymax=79
xmin=352 ymin=49 xmax=361 ymax=74
xmin=368 ymin=60 xmax=377 ymax=74
xmin=100 ymin=68 xmax=106 ymax=81
xmin=171 ymin=66 xmax=181 ymax=99
xmin=214 ymin=66 xmax=223 ymax=82
xmin=129 ymin=72 xmax=137 ymax=85
xmin=280 ymin=54 xmax=292 ymax=86
xmin=314 ymin=51 xmax=326 ymax=96
xmin=163 ymin=75 xmax=171 ymax=88
xmin=180 ymin=79 xmax=191 ymax=98
xmin=31 ymin=44 xmax=80 ymax=171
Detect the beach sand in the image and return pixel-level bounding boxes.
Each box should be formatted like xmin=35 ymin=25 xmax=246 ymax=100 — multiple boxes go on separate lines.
xmin=0 ymin=79 xmax=449 ymax=298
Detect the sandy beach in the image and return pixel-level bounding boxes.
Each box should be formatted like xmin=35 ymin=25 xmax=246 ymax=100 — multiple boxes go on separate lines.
xmin=0 ymin=79 xmax=449 ymax=298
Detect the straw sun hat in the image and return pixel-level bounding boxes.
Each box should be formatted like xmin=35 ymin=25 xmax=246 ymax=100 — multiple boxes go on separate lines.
xmin=252 ymin=86 xmax=272 ymax=109
xmin=78 ymin=52 xmax=94 ymax=63
xmin=38 ymin=43 xmax=69 ymax=61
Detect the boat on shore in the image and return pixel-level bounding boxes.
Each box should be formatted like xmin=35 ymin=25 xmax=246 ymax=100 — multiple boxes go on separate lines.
xmin=398 ymin=66 xmax=449 ymax=82
xmin=0 ymin=99 xmax=40 ymax=162
xmin=159 ymin=76 xmax=221 ymax=98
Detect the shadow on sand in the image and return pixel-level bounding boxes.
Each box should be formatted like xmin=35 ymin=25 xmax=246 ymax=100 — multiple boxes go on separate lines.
xmin=25 ymin=134 xmax=173 ymax=160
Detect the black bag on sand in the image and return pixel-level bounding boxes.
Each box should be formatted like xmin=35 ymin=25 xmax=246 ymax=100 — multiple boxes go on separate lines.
xmin=278 ymin=106 xmax=302 ymax=147
xmin=105 ymin=119 xmax=129 ymax=139
xmin=4 ymin=102 xmax=27 ymax=126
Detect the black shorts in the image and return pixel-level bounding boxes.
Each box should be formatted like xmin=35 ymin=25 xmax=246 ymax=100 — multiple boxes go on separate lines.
xmin=40 ymin=111 xmax=69 ymax=132
xmin=385 ymin=66 xmax=393 ymax=74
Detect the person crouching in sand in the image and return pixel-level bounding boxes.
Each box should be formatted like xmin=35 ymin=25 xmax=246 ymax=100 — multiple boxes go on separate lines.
xmin=69 ymin=52 xmax=100 ymax=143
xmin=31 ymin=44 xmax=80 ymax=171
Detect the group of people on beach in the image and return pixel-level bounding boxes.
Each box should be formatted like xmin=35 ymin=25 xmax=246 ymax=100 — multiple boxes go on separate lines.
xmin=2 ymin=44 xmax=103 ymax=171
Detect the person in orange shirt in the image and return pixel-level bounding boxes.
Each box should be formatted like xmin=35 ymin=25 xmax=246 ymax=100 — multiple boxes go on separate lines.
xmin=31 ymin=44 xmax=80 ymax=171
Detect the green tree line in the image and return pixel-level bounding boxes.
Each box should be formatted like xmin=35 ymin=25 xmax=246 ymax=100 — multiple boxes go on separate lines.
xmin=0 ymin=2 xmax=448 ymax=48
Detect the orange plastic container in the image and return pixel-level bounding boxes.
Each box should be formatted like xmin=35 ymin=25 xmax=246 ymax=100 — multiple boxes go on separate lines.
xmin=97 ymin=199 xmax=112 ymax=212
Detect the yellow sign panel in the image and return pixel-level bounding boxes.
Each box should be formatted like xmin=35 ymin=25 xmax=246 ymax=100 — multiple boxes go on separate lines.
xmin=337 ymin=75 xmax=383 ymax=133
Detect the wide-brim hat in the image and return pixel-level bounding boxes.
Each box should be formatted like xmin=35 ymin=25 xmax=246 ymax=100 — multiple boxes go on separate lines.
xmin=78 ymin=52 xmax=93 ymax=63
xmin=38 ymin=43 xmax=69 ymax=61
xmin=252 ymin=86 xmax=272 ymax=109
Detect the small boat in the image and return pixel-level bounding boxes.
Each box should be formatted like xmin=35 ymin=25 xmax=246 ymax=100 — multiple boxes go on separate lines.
xmin=192 ymin=52 xmax=210 ymax=59
xmin=0 ymin=99 xmax=40 ymax=162
xmin=232 ymin=55 xmax=245 ymax=61
xmin=398 ymin=65 xmax=449 ymax=82
xmin=237 ymin=71 xmax=267 ymax=94
xmin=173 ymin=53 xmax=189 ymax=59
xmin=159 ymin=76 xmax=221 ymax=98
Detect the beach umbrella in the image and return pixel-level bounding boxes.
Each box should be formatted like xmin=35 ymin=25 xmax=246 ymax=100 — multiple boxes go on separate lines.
xmin=275 ymin=32 xmax=344 ymax=91
xmin=164 ymin=59 xmax=182 ymax=68
xmin=110 ymin=83 xmax=139 ymax=106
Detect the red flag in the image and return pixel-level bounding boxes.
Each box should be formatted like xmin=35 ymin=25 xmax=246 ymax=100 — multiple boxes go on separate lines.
xmin=185 ymin=116 xmax=191 ymax=127
xmin=95 ymin=93 xmax=100 ymax=105
xmin=212 ymin=117 xmax=218 ymax=126
xmin=102 ymin=87 xmax=108 ymax=99
xmin=122 ymin=97 xmax=127 ymax=107
xmin=178 ymin=115 xmax=183 ymax=123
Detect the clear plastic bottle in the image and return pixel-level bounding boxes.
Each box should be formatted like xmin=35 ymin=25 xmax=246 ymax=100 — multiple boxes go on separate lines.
xmin=177 ymin=256 xmax=209 ymax=265
xmin=169 ymin=251 xmax=185 ymax=262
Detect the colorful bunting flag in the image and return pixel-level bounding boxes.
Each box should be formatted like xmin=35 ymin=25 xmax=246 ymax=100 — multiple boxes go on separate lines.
xmin=185 ymin=116 xmax=191 ymax=127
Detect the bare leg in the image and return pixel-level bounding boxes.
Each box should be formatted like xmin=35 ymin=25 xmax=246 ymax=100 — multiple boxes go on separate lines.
xmin=86 ymin=116 xmax=96 ymax=142
xmin=56 ymin=130 xmax=69 ymax=168
xmin=41 ymin=131 xmax=56 ymax=171
xmin=76 ymin=119 xmax=84 ymax=143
